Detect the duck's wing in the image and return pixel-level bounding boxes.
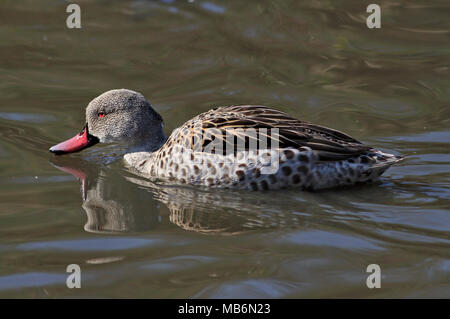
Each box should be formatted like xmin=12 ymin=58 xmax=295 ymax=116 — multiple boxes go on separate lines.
xmin=171 ymin=105 xmax=372 ymax=161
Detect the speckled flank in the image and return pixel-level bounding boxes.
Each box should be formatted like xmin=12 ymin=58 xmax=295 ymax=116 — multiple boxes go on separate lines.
xmin=125 ymin=145 xmax=401 ymax=191
xmin=121 ymin=102 xmax=403 ymax=191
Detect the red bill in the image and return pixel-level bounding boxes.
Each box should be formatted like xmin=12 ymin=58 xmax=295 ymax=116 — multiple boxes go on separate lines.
xmin=49 ymin=124 xmax=99 ymax=155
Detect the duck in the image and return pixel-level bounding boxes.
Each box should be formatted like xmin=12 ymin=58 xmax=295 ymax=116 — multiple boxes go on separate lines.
xmin=49 ymin=89 xmax=403 ymax=191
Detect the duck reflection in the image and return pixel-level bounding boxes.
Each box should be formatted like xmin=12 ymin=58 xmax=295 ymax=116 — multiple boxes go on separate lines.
xmin=49 ymin=157 xmax=306 ymax=235
xmin=50 ymin=157 xmax=161 ymax=233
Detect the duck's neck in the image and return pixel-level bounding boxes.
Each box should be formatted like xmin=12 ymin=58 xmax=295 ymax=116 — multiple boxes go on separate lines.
xmin=128 ymin=125 xmax=167 ymax=153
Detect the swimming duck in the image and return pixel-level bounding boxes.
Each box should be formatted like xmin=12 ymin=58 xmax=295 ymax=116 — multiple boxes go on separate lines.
xmin=49 ymin=89 xmax=402 ymax=191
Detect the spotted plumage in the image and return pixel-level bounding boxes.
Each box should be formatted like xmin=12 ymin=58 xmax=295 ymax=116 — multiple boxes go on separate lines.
xmin=125 ymin=104 xmax=402 ymax=191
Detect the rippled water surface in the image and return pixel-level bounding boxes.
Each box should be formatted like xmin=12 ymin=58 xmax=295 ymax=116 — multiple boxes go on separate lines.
xmin=0 ymin=0 xmax=449 ymax=298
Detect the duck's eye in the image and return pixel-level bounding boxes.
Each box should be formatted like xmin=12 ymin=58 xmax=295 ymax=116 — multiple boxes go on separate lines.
xmin=98 ymin=112 xmax=106 ymax=118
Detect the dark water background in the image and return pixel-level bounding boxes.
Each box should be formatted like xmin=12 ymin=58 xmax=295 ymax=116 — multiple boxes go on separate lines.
xmin=0 ymin=0 xmax=449 ymax=298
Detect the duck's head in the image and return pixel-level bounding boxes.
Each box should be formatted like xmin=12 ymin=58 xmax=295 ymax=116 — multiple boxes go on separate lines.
xmin=49 ymin=89 xmax=165 ymax=155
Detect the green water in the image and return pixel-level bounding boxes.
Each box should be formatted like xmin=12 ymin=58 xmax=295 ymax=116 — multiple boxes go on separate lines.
xmin=0 ymin=0 xmax=449 ymax=298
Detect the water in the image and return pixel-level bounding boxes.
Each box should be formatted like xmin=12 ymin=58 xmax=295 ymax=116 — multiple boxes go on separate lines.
xmin=0 ymin=0 xmax=449 ymax=298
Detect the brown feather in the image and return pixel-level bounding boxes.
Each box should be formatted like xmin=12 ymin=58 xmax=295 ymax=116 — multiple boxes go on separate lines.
xmin=171 ymin=105 xmax=372 ymax=161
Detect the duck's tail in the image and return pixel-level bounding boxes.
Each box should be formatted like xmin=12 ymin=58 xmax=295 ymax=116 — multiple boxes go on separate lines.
xmin=359 ymin=150 xmax=404 ymax=182
xmin=310 ymin=150 xmax=404 ymax=190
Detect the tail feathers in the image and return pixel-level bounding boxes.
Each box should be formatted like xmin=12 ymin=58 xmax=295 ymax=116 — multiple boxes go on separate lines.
xmin=371 ymin=154 xmax=404 ymax=169
xmin=361 ymin=152 xmax=404 ymax=181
